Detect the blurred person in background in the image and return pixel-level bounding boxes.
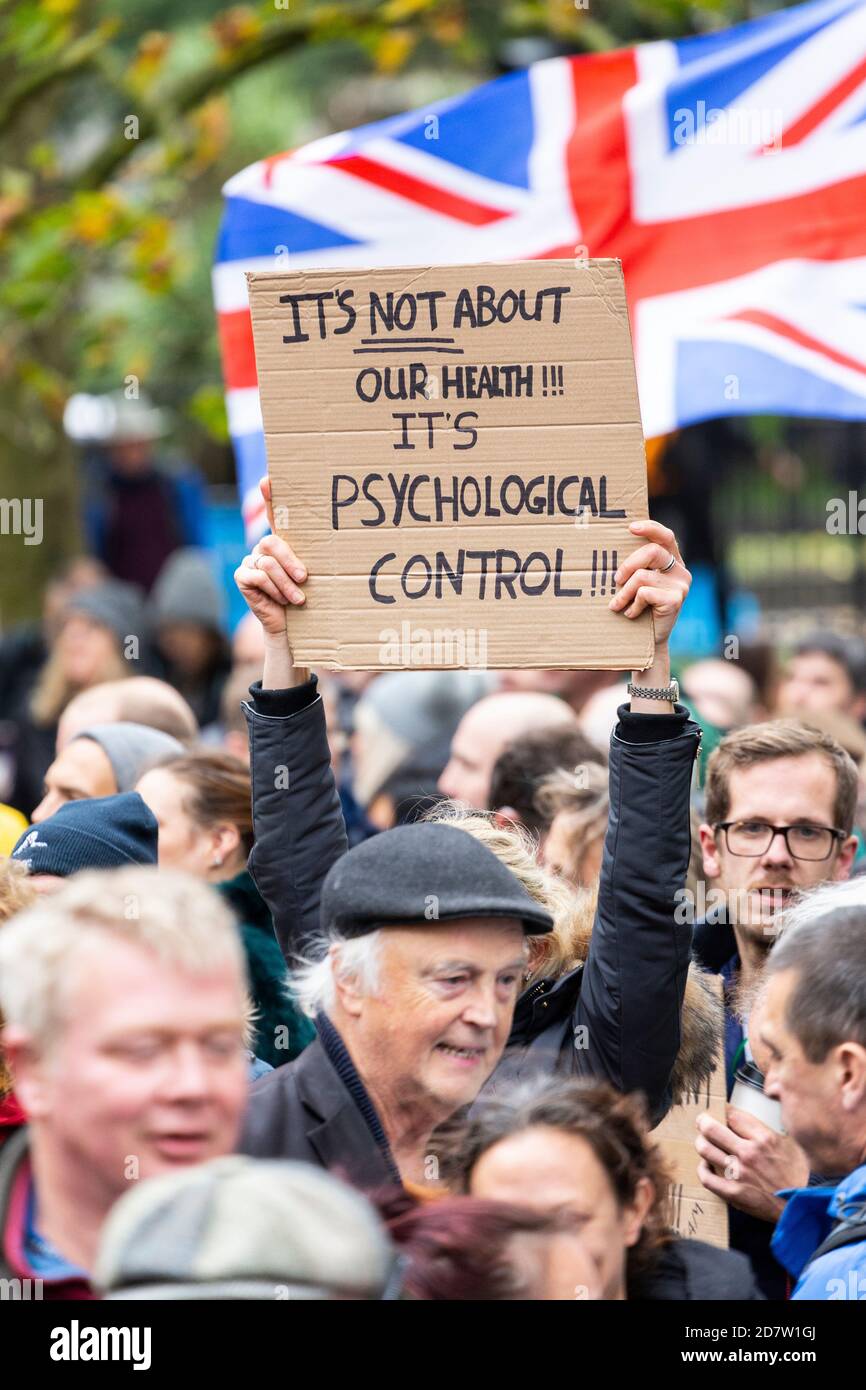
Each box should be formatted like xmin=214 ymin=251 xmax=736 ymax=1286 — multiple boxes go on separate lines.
xmin=82 ymin=392 xmax=207 ymax=593
xmin=680 ymin=658 xmax=761 ymax=734
xmin=775 ymin=631 xmax=866 ymax=725
xmin=383 ymin=1190 xmax=601 ymax=1300
xmin=32 ymin=723 xmax=183 ymax=824
xmin=0 ymin=557 xmax=106 ymax=736
xmin=439 ymin=690 xmax=576 ymax=810
xmin=135 ymin=750 xmax=314 ymax=1068
xmin=7 ymin=579 xmax=147 ymax=818
xmin=231 ymin=612 xmax=266 ymax=672
xmin=441 ymin=1078 xmax=762 ymax=1300
xmin=149 ymin=548 xmax=231 ymax=727
xmin=57 ymin=676 xmax=198 ymax=750
xmin=498 ymin=668 xmax=620 ymax=716
xmin=206 ymin=665 xmax=260 ymax=765
xmin=487 ymin=725 xmax=606 ymax=843
xmin=0 ymin=868 xmax=249 ymax=1295
xmin=577 ymin=680 xmax=631 ymax=751
xmin=96 ymin=1156 xmax=396 ymax=1301
xmin=535 ymin=763 xmax=610 ymax=890
xmin=352 ymin=670 xmax=491 ymax=828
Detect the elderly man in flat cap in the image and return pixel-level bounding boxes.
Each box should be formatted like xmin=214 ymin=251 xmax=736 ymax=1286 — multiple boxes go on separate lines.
xmin=234 ymin=483 xmax=698 ymax=1189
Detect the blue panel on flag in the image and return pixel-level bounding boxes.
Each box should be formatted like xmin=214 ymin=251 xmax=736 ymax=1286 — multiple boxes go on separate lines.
xmin=393 ymin=70 xmax=533 ymax=189
xmin=666 ymin=0 xmax=860 ymax=152
xmin=674 ymin=339 xmax=866 ymax=429
xmin=216 ymin=197 xmax=361 ymax=264
xmin=231 ymin=429 xmax=269 ymax=502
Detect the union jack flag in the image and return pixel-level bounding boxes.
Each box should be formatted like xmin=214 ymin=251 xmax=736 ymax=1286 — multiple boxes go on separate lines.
xmin=215 ymin=0 xmax=866 ymax=539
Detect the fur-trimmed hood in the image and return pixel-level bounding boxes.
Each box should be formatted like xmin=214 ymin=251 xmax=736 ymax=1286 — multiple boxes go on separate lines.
xmin=527 ymin=890 xmax=723 ymax=1105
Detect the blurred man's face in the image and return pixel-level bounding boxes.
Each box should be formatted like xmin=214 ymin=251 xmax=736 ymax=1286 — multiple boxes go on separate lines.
xmin=470 ymin=1126 xmax=649 ymax=1301
xmin=699 ymin=754 xmax=856 ymax=940
xmin=761 ymin=969 xmax=859 ymax=1176
xmin=19 ymin=936 xmax=248 ymax=1202
xmin=778 ymin=652 xmax=865 ymax=720
xmin=32 ymin=739 xmax=116 ymax=823
xmin=341 ymin=919 xmax=526 ymax=1117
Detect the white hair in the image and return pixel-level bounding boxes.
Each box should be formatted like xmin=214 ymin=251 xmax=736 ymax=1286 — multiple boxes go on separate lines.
xmin=771 ymin=874 xmax=866 ymax=943
xmin=0 ymin=866 xmax=248 ymax=1050
xmin=291 ymin=929 xmax=383 ymax=1019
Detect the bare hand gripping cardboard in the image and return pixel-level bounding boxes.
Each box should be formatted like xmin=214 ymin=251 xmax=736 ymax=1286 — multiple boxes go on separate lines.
xmin=246 ymin=260 xmax=655 ymax=670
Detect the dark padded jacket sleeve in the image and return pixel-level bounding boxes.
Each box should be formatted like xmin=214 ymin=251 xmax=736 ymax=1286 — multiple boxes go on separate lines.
xmin=244 ymin=681 xmax=348 ymax=964
xmin=574 ymin=704 xmax=701 ymax=1124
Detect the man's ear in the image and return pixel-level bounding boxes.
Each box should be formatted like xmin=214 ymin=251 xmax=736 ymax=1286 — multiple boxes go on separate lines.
xmin=330 ymin=944 xmax=365 ymax=1020
xmin=699 ymin=822 xmax=722 ymax=880
xmin=493 ymin=806 xmax=521 ymax=831
xmin=837 ymin=1041 xmax=866 ymax=1112
xmin=833 ymin=835 xmax=859 ymax=882
xmin=623 ymin=1177 xmax=655 ymax=1248
xmin=2 ymin=1025 xmax=51 ymax=1118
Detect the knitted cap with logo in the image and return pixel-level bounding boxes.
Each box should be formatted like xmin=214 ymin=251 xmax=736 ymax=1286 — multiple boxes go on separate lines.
xmin=11 ymin=792 xmax=158 ymax=876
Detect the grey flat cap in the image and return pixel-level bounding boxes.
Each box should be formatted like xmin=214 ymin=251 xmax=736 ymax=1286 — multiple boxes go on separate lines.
xmin=95 ymin=1156 xmax=396 ymax=1300
xmin=320 ymin=821 xmax=553 ymax=938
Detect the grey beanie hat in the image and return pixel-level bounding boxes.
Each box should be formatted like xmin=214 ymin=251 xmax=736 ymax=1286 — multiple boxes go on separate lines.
xmin=74 ymin=722 xmax=184 ymax=793
xmin=320 ymin=821 xmax=553 ymax=937
xmin=150 ymin=547 xmax=224 ymax=632
xmin=67 ymin=580 xmax=146 ymax=648
xmin=95 ymin=1156 xmax=397 ymax=1300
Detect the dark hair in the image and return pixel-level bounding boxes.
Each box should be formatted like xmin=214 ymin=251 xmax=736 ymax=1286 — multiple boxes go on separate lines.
xmin=766 ymin=892 xmax=866 ymax=1061
xmin=793 ymin=631 xmax=866 ymax=694
xmin=704 ymin=719 xmax=858 ymax=835
xmin=157 ymin=749 xmax=253 ymax=855
xmin=438 ymin=1078 xmax=672 ymax=1279
xmin=489 ymin=727 xmax=607 ymax=837
xmin=380 ymin=1191 xmax=560 ymax=1300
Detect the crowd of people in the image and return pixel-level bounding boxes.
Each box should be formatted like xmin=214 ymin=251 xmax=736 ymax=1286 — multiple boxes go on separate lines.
xmin=1 ymin=480 xmax=865 ymax=1302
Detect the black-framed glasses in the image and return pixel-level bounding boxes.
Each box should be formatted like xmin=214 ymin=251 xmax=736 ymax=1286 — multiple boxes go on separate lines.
xmin=715 ymin=820 xmax=846 ymax=862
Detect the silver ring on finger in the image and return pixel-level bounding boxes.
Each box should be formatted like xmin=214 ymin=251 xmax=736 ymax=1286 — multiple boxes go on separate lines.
xmin=255 ymin=553 xmax=268 ymax=570
xmin=660 ymin=553 xmax=677 ymax=573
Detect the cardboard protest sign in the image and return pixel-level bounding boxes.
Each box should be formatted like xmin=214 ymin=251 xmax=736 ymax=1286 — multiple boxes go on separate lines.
xmin=246 ymin=260 xmax=654 ymax=670
xmin=653 ymin=977 xmax=729 ymax=1249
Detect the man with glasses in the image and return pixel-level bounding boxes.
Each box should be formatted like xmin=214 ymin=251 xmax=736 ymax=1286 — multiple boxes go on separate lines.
xmin=692 ymin=720 xmax=858 ymax=1296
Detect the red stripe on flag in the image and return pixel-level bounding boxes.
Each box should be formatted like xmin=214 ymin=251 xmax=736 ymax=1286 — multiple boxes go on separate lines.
xmin=218 ymin=309 xmax=258 ymax=391
xmin=778 ymin=55 xmax=866 ymax=148
xmin=331 ymin=153 xmax=510 ymax=225
xmin=727 ymin=308 xmax=866 ymax=378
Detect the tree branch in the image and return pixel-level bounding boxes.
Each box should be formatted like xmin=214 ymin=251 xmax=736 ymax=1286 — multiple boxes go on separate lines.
xmin=0 ymin=23 xmax=118 ymax=136
xmin=75 ymin=3 xmax=383 ymax=191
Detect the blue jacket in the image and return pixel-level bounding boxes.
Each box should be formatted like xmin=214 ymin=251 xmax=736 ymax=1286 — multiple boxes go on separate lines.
xmin=771 ymin=1161 xmax=866 ymax=1300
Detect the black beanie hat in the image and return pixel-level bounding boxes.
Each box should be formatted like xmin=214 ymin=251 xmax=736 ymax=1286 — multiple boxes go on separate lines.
xmin=11 ymin=792 xmax=159 ymax=876
xmin=320 ymin=822 xmax=553 ymax=938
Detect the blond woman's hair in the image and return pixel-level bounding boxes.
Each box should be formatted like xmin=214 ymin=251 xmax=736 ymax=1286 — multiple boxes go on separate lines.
xmin=425 ymin=803 xmax=596 ymax=985
xmin=30 ymin=643 xmax=128 ymax=726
